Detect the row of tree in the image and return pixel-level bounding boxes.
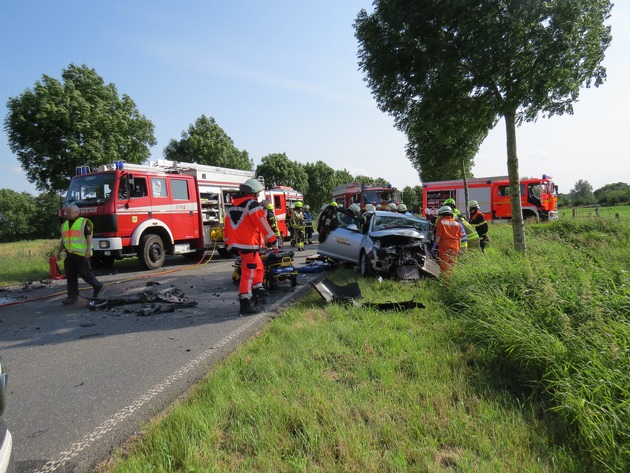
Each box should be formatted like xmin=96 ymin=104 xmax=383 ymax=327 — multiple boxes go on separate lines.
xmin=560 ymin=180 xmax=630 ymax=207
xmin=4 ymin=0 xmax=615 ymax=252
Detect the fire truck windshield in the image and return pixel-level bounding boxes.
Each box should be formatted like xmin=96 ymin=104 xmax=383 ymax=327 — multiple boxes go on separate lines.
xmin=362 ymin=190 xmax=398 ymax=205
xmin=66 ymin=173 xmax=116 ymax=205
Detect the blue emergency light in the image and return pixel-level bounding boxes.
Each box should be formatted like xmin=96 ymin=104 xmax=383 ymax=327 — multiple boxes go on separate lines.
xmin=75 ymin=166 xmax=91 ymax=175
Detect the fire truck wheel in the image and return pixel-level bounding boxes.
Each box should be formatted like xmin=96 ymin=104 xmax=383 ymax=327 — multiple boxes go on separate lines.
xmin=359 ymin=251 xmax=374 ymax=277
xmin=139 ymin=234 xmax=166 ymax=270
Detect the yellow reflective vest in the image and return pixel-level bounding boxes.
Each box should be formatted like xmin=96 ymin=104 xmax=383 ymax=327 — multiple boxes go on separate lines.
xmin=61 ymin=217 xmax=93 ymax=257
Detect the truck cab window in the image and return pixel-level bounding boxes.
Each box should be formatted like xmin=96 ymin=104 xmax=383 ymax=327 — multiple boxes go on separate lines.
xmin=131 ymin=179 xmax=148 ymax=198
xmin=152 ymin=178 xmax=167 ymax=198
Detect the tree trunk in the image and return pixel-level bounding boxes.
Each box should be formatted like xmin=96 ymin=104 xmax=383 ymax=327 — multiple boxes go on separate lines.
xmin=462 ymin=160 xmax=470 ymax=219
xmin=504 ymin=111 xmax=526 ymax=253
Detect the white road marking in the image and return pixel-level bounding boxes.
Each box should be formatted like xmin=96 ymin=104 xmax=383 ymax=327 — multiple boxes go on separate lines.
xmin=36 ymin=313 xmax=263 ymax=472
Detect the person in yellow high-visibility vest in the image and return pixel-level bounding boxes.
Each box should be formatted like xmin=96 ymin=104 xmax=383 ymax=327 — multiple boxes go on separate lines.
xmin=56 ymin=203 xmax=103 ymax=305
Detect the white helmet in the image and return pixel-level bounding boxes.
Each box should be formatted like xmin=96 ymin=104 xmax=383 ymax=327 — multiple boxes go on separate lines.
xmin=239 ymin=178 xmax=264 ymax=195
xmin=438 ymin=205 xmax=454 ymax=216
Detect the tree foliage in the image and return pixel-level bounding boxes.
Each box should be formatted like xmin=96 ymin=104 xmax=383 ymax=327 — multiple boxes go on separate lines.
xmin=4 ymin=63 xmax=156 ymax=193
xmin=594 ymin=182 xmax=630 ymax=206
xmin=333 ymin=169 xmax=354 ymax=187
xmin=0 ymin=189 xmax=63 ymax=242
xmin=0 ymin=189 xmax=37 ymax=242
xmin=569 ymin=179 xmax=597 ymax=206
xmin=401 ymin=185 xmax=423 ymax=214
xmin=255 ymin=153 xmax=308 ymax=194
xmin=303 ymin=161 xmax=337 ymax=212
xmin=355 ymin=0 xmax=612 ymax=252
xmin=163 ymin=115 xmax=253 ymax=170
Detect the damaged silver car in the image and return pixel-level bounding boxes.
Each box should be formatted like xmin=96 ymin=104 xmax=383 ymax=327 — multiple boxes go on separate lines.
xmin=317 ymin=206 xmax=440 ymax=279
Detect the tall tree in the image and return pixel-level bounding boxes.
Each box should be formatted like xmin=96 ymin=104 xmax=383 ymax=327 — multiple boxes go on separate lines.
xmin=163 ymin=115 xmax=253 ymax=170
xmin=355 ymin=0 xmax=612 ymax=252
xmin=303 ymin=161 xmax=336 ymax=212
xmin=401 ymin=185 xmax=423 ymax=214
xmin=333 ymin=169 xmax=355 ymax=187
xmin=255 ymin=153 xmax=308 ymax=194
xmin=570 ymin=179 xmax=597 ymax=206
xmin=4 ymin=63 xmax=156 ymax=193
xmin=0 ymin=189 xmax=36 ymax=242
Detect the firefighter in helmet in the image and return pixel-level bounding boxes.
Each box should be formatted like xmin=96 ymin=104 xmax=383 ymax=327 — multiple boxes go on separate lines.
xmin=432 ymin=205 xmax=462 ymax=274
xmin=304 ymin=204 xmax=314 ymax=244
xmin=224 ymin=178 xmax=278 ymax=315
xmin=397 ymin=203 xmax=412 ymax=215
xmin=291 ymin=201 xmax=306 ymax=251
xmin=469 ymin=200 xmax=489 ymax=251
xmin=266 ymin=202 xmax=281 ymax=248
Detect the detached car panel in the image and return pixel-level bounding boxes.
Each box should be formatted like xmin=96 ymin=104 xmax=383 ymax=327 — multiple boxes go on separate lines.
xmin=317 ymin=208 xmax=440 ymax=279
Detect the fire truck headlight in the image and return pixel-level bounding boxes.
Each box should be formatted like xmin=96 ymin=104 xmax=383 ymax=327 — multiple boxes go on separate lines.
xmin=99 ymin=241 xmax=110 ymax=249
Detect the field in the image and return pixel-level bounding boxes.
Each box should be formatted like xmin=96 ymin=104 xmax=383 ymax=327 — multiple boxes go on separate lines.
xmin=96 ymin=216 xmax=630 ymax=473
xmin=0 ymin=239 xmax=59 ymax=286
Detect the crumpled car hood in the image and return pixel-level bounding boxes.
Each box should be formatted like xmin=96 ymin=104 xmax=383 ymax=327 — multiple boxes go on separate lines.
xmin=369 ymin=228 xmax=427 ymax=240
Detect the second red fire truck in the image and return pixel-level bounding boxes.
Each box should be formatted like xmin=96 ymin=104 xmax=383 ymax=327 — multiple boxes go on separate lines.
xmin=331 ymin=182 xmax=400 ymax=210
xmin=422 ymin=175 xmax=559 ymax=222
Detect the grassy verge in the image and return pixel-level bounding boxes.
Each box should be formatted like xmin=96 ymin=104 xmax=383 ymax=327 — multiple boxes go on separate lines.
xmin=104 ymin=223 xmax=630 ymax=472
xmin=0 ymin=239 xmax=58 ymax=286
xmin=443 ymin=218 xmax=630 ymax=471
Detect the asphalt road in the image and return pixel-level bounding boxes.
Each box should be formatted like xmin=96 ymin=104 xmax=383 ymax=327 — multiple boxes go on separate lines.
xmin=0 ymin=245 xmax=325 ymax=472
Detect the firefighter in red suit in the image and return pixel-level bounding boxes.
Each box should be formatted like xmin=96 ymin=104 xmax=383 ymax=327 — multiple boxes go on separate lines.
xmin=432 ymin=205 xmax=462 ymax=274
xmin=224 ymin=178 xmax=278 ymax=315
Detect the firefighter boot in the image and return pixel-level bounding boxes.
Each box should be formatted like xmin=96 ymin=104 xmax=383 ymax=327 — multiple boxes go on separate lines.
xmin=253 ymin=287 xmax=268 ymax=305
xmin=239 ymin=298 xmax=260 ymax=316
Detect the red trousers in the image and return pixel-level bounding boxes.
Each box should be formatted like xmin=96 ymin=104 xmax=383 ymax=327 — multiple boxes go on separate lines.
xmin=239 ymin=251 xmax=264 ymax=298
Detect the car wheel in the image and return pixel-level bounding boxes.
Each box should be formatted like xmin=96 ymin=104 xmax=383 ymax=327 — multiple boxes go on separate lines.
xmin=359 ymin=251 xmax=374 ymax=277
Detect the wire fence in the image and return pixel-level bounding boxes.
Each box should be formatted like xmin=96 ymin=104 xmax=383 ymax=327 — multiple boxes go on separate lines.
xmin=558 ymin=205 xmax=629 ymax=220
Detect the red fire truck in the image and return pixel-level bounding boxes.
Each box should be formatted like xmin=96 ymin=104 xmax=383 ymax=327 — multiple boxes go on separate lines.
xmin=422 ymin=175 xmax=558 ymax=222
xmin=331 ymin=182 xmax=400 ymax=210
xmin=262 ymin=185 xmax=303 ymax=243
xmin=63 ymin=160 xmax=256 ymax=269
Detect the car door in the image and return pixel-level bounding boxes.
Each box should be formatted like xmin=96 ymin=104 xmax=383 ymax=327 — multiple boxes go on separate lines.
xmin=318 ymin=209 xmax=364 ymax=264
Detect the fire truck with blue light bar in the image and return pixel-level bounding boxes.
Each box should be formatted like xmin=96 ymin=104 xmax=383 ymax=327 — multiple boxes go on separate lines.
xmin=422 ymin=175 xmax=559 ymax=222
xmin=331 ymin=182 xmax=400 ymax=210
xmin=64 ymin=160 xmax=256 ymax=269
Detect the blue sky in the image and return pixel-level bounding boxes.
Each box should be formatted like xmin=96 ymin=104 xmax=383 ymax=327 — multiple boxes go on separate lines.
xmin=1 ymin=1 xmax=628 ymax=196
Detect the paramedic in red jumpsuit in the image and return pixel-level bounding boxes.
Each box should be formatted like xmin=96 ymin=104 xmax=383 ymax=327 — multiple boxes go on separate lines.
xmin=432 ymin=205 xmax=462 ymax=274
xmin=224 ymin=178 xmax=278 ymax=315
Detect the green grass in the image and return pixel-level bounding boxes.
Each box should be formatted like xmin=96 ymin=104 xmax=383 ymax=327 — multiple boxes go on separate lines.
xmin=0 ymin=239 xmax=58 ymax=286
xmin=103 ymin=221 xmax=630 ymax=472
xmin=558 ymin=203 xmax=630 ymax=220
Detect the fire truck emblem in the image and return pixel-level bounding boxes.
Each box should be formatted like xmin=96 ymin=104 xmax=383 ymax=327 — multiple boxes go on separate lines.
xmin=132 ymin=216 xmax=138 ymax=223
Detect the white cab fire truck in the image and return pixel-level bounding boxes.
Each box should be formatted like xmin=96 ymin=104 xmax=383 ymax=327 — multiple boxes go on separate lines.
xmin=331 ymin=182 xmax=400 ymax=210
xmin=63 ymin=160 xmax=256 ymax=269
xmin=422 ymin=175 xmax=559 ymax=222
